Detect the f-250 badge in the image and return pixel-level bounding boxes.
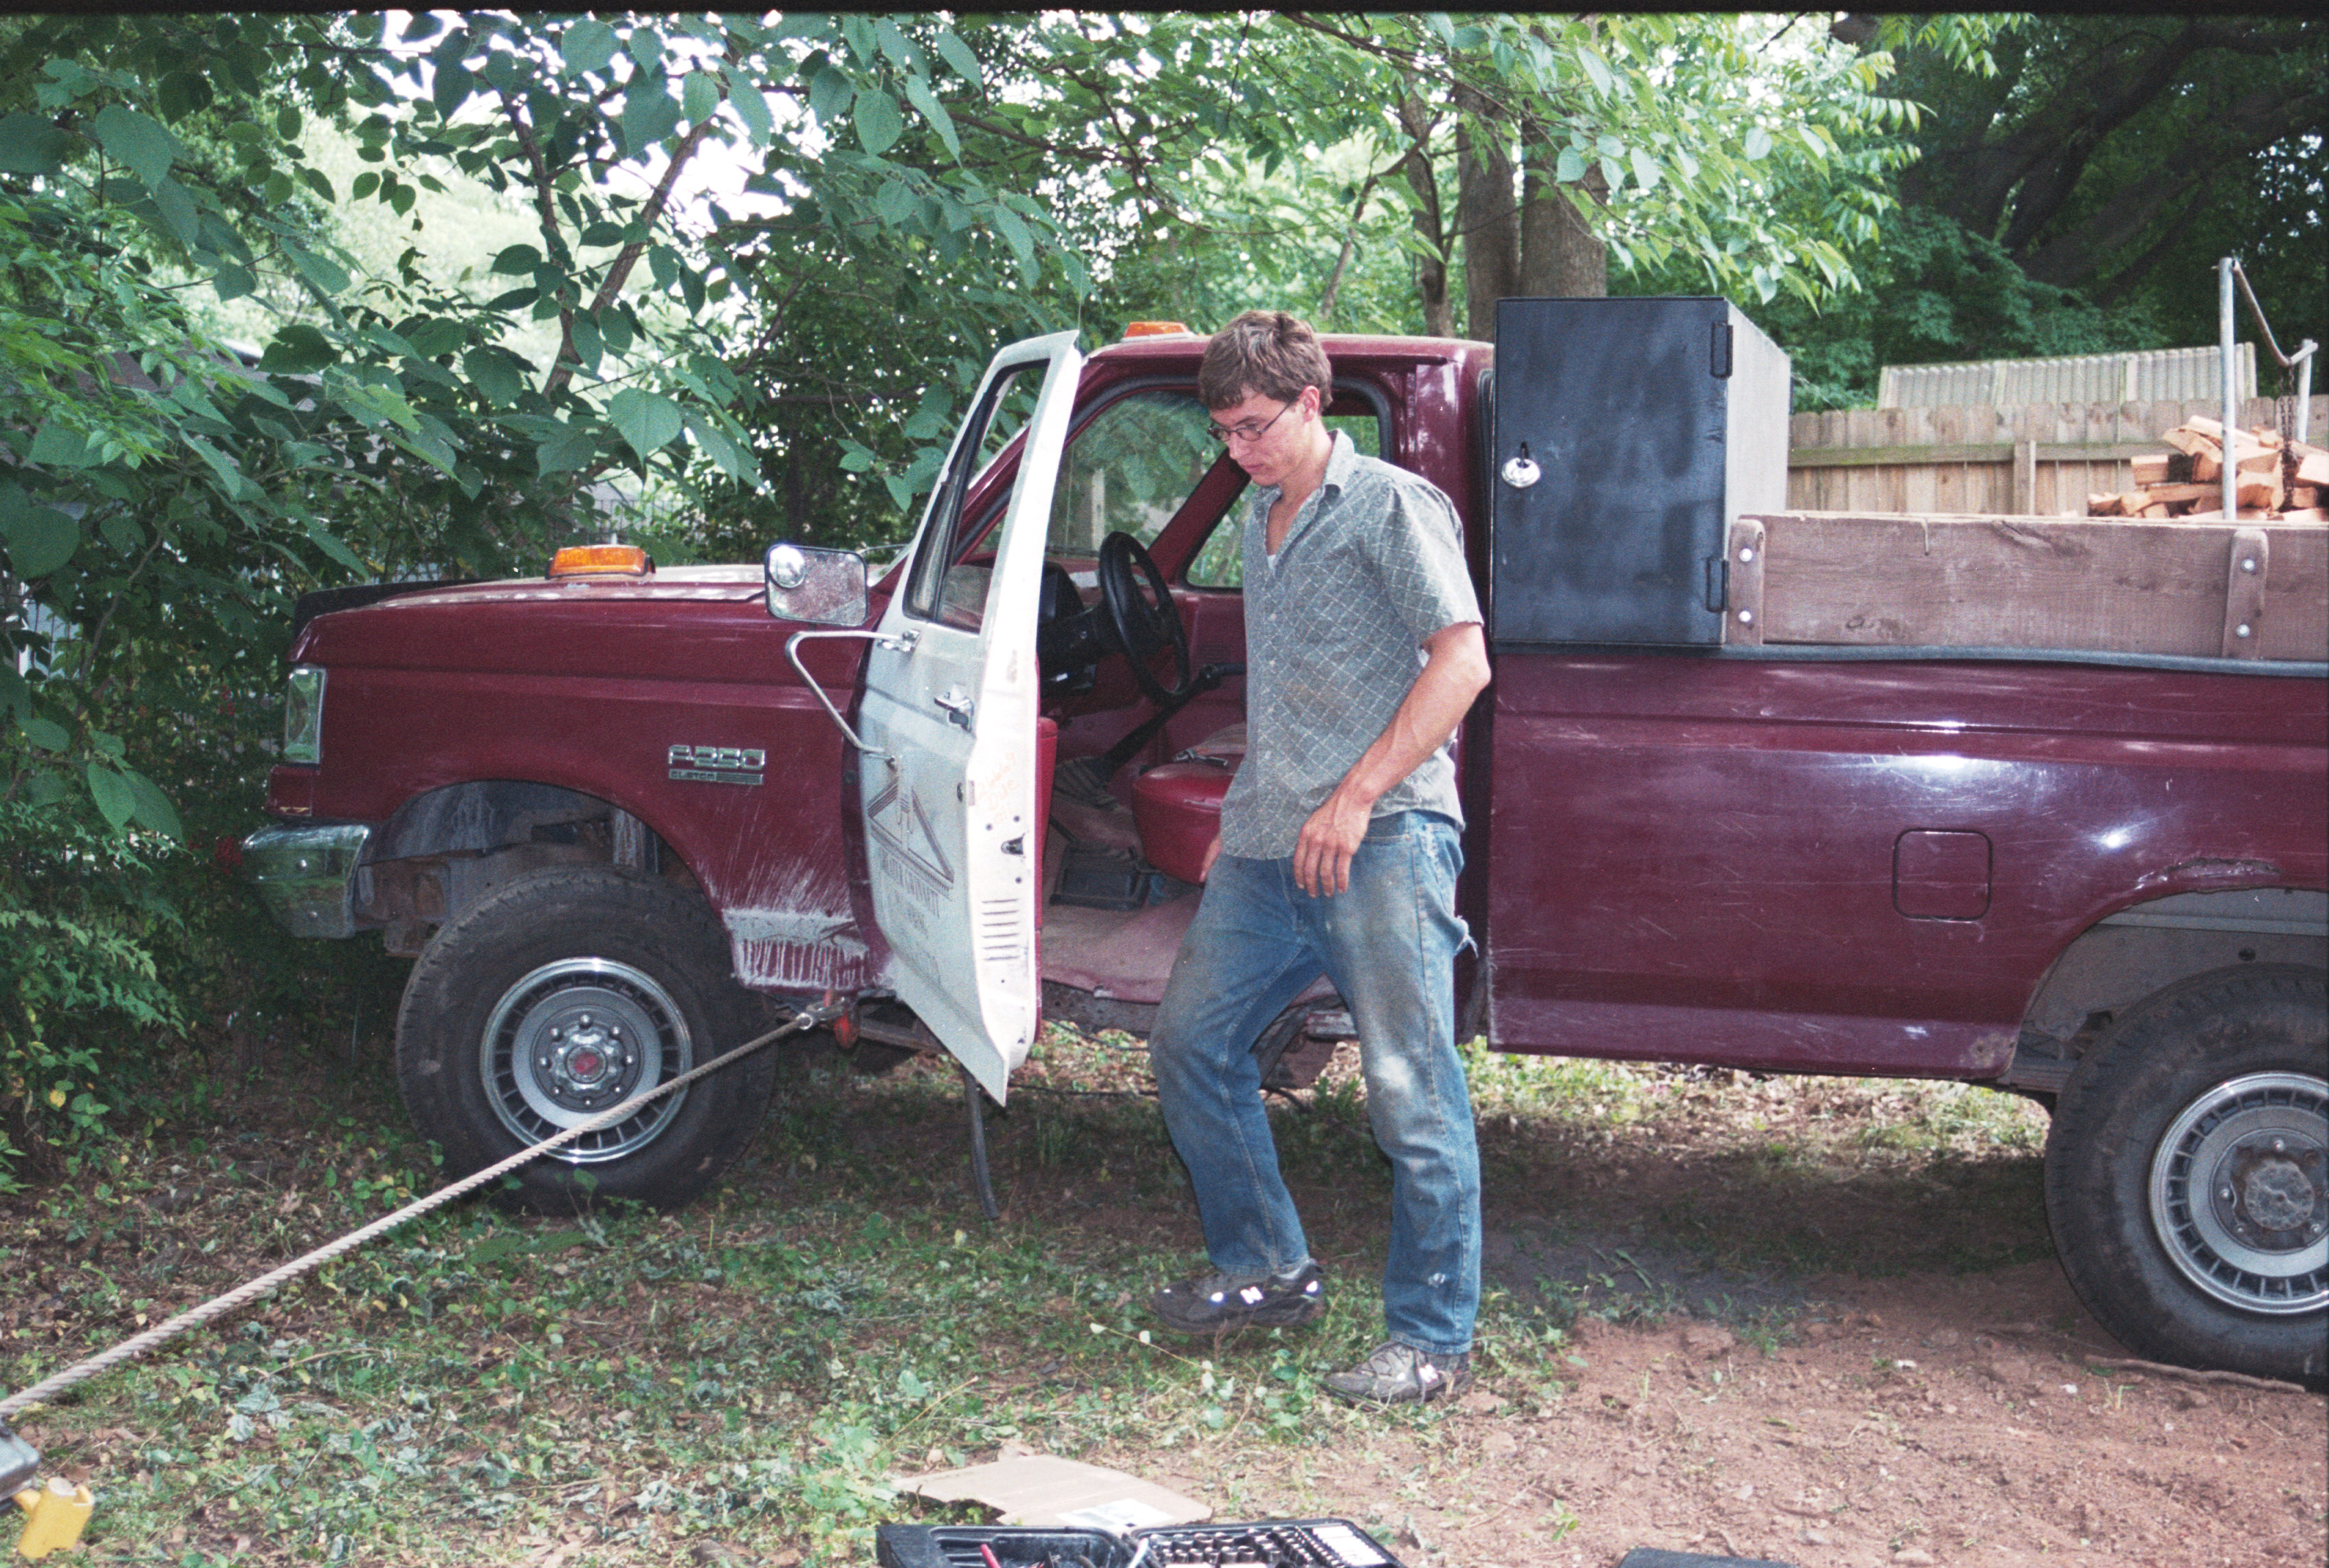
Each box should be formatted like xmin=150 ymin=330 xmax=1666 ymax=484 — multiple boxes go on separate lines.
xmin=668 ymin=744 xmax=766 ymax=786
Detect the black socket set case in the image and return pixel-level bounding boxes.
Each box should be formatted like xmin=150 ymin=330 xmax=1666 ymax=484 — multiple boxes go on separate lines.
xmin=874 ymin=1518 xmax=1409 ymax=1568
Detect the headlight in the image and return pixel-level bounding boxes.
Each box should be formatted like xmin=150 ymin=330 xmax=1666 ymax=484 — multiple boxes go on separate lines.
xmin=283 ymin=665 xmax=325 ymax=764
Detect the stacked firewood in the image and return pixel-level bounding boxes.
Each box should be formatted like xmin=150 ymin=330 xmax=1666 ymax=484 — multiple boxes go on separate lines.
xmin=2088 ymin=417 xmax=2328 ymax=520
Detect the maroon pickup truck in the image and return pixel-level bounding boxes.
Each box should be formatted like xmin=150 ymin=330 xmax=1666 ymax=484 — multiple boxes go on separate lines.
xmin=243 ymin=304 xmax=2327 ymax=1381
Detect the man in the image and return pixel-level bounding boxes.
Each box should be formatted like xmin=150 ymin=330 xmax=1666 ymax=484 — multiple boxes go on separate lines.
xmin=1146 ymin=310 xmax=1492 ymax=1405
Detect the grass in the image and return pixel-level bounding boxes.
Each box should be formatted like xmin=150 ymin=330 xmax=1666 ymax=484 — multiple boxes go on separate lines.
xmin=1 ymin=1020 xmax=2059 ymax=1565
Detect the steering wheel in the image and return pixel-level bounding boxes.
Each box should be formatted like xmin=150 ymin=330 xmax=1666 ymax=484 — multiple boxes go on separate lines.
xmin=1096 ymin=530 xmax=1195 ymax=706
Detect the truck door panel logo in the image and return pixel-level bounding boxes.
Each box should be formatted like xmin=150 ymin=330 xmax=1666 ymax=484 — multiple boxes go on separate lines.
xmin=668 ymin=744 xmax=766 ymax=786
xmin=864 ymin=772 xmax=955 ymax=894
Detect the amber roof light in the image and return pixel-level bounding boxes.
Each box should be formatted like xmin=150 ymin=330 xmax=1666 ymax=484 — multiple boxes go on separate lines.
xmin=548 ymin=544 xmax=654 ymax=579
xmin=1122 ymin=321 xmax=1193 ymax=338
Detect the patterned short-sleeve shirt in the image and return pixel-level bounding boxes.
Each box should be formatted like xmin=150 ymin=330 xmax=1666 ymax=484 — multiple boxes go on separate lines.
xmin=1219 ymin=431 xmax=1483 ymax=858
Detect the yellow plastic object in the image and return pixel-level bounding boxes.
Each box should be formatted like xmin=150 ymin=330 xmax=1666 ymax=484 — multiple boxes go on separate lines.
xmin=13 ymin=1478 xmax=93 ymax=1560
xmin=1121 ymin=320 xmax=1191 ymax=338
xmin=547 ymin=543 xmax=653 ymax=579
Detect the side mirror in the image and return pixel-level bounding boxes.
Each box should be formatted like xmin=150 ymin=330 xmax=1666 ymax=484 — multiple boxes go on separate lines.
xmin=764 ymin=542 xmax=869 ymax=626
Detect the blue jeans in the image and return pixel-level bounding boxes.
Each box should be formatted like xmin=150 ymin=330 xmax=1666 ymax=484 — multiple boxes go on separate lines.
xmin=1148 ymin=810 xmax=1480 ymax=1356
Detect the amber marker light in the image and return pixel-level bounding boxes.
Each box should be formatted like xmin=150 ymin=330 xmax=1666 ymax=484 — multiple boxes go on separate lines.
xmin=1122 ymin=321 xmax=1192 ymax=338
xmin=547 ymin=544 xmax=654 ymax=579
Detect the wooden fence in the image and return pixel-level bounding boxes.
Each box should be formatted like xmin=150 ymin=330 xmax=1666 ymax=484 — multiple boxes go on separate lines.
xmin=1785 ymin=395 xmax=2329 ymax=516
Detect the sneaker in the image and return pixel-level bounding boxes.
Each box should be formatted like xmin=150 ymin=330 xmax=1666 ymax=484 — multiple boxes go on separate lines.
xmin=1150 ymin=1261 xmax=1326 ymax=1336
xmin=1322 ymin=1340 xmax=1473 ymax=1405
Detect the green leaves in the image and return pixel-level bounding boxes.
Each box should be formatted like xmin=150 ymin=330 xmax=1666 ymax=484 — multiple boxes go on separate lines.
xmin=1575 ymin=45 xmax=1615 ymax=99
xmin=683 ymin=410 xmax=754 ymax=485
xmin=0 ymin=492 xmax=80 ymax=577
xmin=854 ymin=89 xmax=903 ymax=155
xmin=903 ymin=74 xmax=960 ymax=159
xmin=562 ymin=19 xmax=620 ymax=76
xmin=258 ymin=324 xmax=337 ymax=374
xmin=0 ymin=9 xmax=1107 ymax=859
xmin=729 ymin=76 xmax=774 ymax=145
xmin=0 ymin=111 xmax=69 ymax=175
xmin=27 ymin=425 xmax=101 ymax=469
xmin=463 ymin=346 xmax=531 ymax=408
xmin=808 ymin=65 xmax=855 ymax=124
xmin=934 ymin=30 xmax=984 ymax=91
xmin=283 ymin=242 xmax=349 ymax=298
xmin=990 ymin=204 xmax=1035 ymax=274
xmin=607 ymin=388 xmax=683 ymax=461
xmin=681 ymin=70 xmax=724 ymax=127
xmin=533 ymin=426 xmax=596 ymax=478
xmin=621 ymin=82 xmax=683 ymax=155
xmin=76 ymin=732 xmax=179 ymax=835
xmin=304 ymin=518 xmax=371 ymax=573
xmin=91 ymin=103 xmax=176 ymax=184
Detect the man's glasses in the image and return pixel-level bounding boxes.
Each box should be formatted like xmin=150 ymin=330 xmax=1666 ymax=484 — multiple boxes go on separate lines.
xmin=1206 ymin=400 xmax=1294 ymax=445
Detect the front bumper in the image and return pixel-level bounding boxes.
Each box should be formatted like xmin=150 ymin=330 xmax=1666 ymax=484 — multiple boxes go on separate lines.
xmin=242 ymin=823 xmax=373 ymax=938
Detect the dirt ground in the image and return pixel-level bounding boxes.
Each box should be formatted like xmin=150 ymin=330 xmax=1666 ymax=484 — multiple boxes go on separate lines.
xmin=993 ymin=1052 xmax=2329 ymax=1568
xmin=4 ymin=1038 xmax=2323 ymax=1567
xmin=1093 ymin=1258 xmax=2328 ymax=1568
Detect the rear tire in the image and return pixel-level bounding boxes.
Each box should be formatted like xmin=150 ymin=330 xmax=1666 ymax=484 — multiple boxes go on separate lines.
xmin=395 ymin=866 xmax=776 ymax=1213
xmin=2044 ymin=964 xmax=2326 ymax=1384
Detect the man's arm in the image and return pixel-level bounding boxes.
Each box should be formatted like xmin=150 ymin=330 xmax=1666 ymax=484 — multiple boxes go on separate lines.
xmin=1292 ymin=619 xmax=1489 ymax=895
xmin=1196 ymin=619 xmax=1488 ymax=893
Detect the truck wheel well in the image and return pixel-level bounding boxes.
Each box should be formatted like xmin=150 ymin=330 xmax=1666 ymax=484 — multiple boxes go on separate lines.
xmin=357 ymin=781 xmax=689 ymax=953
xmin=2005 ymin=887 xmax=2328 ymax=1092
xmin=373 ymin=780 xmax=612 ymax=860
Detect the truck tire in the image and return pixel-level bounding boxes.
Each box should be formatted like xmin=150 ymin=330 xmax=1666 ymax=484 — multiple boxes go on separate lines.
xmin=2044 ymin=964 xmax=2327 ymax=1384
xmin=395 ymin=865 xmax=776 ymax=1214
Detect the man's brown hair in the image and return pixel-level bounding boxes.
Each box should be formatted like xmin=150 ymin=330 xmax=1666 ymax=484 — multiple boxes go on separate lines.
xmin=1198 ymin=310 xmax=1333 ymax=412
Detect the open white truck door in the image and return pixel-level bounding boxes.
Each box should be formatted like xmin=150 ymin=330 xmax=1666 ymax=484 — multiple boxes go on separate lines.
xmin=855 ymin=331 xmax=1083 ymax=1102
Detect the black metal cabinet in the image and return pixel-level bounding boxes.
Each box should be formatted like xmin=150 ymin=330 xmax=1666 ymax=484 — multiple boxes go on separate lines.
xmin=1489 ymin=296 xmax=1790 ymax=646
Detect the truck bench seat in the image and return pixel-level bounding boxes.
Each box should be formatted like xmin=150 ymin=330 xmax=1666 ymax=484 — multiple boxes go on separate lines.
xmin=1130 ymin=720 xmax=1246 ymax=886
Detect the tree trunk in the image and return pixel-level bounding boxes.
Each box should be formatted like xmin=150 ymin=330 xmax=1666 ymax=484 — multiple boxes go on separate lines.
xmin=1398 ymin=93 xmax=1455 ymax=339
xmin=1518 ymin=140 xmax=1607 ymax=298
xmin=1455 ymin=81 xmax=1516 ymax=340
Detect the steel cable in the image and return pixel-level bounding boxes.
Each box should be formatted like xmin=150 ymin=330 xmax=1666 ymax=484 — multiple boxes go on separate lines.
xmin=0 ymin=1004 xmax=836 ymax=1418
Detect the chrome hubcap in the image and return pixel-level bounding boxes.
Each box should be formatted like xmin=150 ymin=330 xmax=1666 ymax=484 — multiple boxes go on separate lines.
xmin=2149 ymin=1071 xmax=2328 ymax=1316
xmin=482 ymin=959 xmax=690 ymax=1164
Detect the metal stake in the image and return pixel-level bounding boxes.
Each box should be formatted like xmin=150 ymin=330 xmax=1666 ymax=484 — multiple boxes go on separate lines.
xmin=2220 ymin=257 xmax=2238 ymax=523
xmin=962 ymin=1062 xmax=1000 ymax=1222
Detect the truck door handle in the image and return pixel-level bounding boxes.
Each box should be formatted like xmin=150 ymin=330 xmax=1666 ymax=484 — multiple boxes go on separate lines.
xmin=934 ymin=688 xmax=975 ymax=730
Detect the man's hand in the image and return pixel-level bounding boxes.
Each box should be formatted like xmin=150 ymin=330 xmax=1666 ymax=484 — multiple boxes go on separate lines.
xmin=1198 ymin=832 xmax=1223 ymax=883
xmin=1294 ymin=788 xmax=1372 ymax=896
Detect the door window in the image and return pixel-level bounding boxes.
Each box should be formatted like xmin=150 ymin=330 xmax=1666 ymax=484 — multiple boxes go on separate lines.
xmin=1044 ymin=388 xmax=1217 ymax=559
xmin=904 ymin=366 xmax=1046 ymax=632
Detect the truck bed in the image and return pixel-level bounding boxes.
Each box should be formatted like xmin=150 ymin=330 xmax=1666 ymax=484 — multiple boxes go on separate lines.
xmin=1728 ymin=512 xmax=2328 ymax=663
